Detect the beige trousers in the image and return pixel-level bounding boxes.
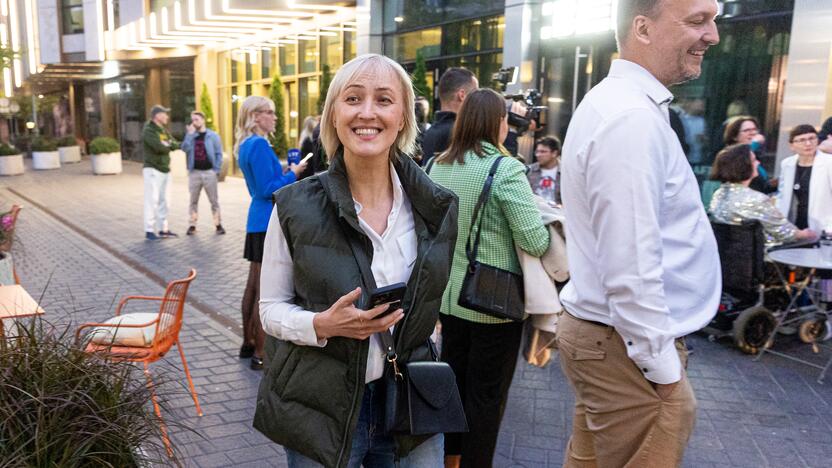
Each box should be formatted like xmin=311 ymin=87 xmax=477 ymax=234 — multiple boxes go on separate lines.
xmin=557 ymin=312 xmax=696 ymax=468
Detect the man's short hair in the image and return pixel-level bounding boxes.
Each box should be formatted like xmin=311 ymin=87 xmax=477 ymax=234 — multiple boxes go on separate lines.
xmin=437 ymin=67 xmax=476 ymax=103
xmin=536 ymin=136 xmax=562 ymax=153
xmin=616 ymin=0 xmax=663 ymax=47
xmin=191 ymin=111 xmax=206 ymax=119
xmin=789 ymin=124 xmax=818 ymax=142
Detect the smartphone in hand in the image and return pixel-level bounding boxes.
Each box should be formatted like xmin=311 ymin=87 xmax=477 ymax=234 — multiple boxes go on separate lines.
xmin=368 ymin=283 xmax=407 ymax=319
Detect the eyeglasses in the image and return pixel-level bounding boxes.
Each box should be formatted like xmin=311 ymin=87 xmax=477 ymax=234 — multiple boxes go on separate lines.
xmin=257 ymin=109 xmax=276 ymax=115
xmin=791 ymin=135 xmax=818 ymax=144
xmin=740 ymin=127 xmax=759 ymax=133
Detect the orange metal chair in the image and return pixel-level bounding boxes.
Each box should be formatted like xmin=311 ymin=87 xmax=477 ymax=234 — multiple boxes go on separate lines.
xmin=75 ymin=269 xmax=202 ymax=457
xmin=0 ymin=205 xmax=22 ymax=284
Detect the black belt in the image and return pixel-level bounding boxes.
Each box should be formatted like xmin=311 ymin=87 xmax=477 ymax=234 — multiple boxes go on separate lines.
xmin=564 ymin=308 xmax=611 ymax=329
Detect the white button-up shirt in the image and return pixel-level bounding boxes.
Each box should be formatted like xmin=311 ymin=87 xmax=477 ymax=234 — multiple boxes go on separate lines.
xmin=259 ymin=164 xmax=417 ymax=383
xmin=559 ymin=59 xmax=721 ymax=384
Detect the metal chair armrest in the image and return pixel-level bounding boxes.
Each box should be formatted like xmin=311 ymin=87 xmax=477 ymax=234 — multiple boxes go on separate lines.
xmin=115 ymin=295 xmax=166 ymax=316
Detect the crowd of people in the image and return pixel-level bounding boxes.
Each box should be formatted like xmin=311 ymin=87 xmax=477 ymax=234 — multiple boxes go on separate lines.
xmin=131 ymin=0 xmax=832 ymax=466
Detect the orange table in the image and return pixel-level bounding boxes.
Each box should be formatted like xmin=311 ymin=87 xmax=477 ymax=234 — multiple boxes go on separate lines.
xmin=0 ymin=284 xmax=44 ymax=341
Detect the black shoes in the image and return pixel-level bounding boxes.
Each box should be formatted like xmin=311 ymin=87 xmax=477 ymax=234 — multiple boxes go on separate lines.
xmin=216 ymin=225 xmax=226 ymax=235
xmin=186 ymin=226 xmax=225 ymax=235
xmin=159 ymin=230 xmax=178 ymax=238
xmin=187 ymin=226 xmax=196 ymax=235
xmin=146 ymin=232 xmax=161 ymax=241
xmin=239 ymin=344 xmax=255 ymax=358
xmin=250 ymin=356 xmax=264 ymax=371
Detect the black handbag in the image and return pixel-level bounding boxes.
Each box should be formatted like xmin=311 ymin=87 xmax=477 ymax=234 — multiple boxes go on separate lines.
xmin=380 ymin=332 xmax=468 ymax=435
xmin=334 ymin=204 xmax=468 ymax=436
xmin=457 ymin=157 xmax=525 ymax=321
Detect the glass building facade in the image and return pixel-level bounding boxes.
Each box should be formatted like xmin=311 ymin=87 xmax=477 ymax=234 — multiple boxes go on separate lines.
xmin=216 ymin=25 xmax=357 ymax=174
xmin=381 ymin=0 xmax=505 ymax=112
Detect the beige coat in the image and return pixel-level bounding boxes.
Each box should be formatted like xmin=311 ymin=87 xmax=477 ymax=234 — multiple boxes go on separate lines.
xmin=515 ymin=196 xmax=568 ymax=334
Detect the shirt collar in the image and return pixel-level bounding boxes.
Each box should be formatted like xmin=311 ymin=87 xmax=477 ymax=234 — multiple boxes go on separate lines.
xmin=608 ymin=59 xmax=674 ymax=108
xmin=353 ymin=162 xmax=404 ymax=215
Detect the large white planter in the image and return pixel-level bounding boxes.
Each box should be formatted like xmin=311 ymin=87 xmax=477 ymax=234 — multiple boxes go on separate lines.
xmin=91 ymin=152 xmax=122 ymax=175
xmin=0 ymin=154 xmax=24 ymax=176
xmin=32 ymin=151 xmax=61 ymax=170
xmin=58 ymin=145 xmax=82 ymax=164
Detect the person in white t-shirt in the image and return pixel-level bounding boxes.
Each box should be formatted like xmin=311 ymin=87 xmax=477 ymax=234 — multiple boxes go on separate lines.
xmin=526 ymin=136 xmax=562 ymax=205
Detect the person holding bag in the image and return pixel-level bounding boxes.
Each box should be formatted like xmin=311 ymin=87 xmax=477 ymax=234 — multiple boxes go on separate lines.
xmin=427 ymin=88 xmax=550 ymax=468
xmin=254 ymin=53 xmax=460 ymax=468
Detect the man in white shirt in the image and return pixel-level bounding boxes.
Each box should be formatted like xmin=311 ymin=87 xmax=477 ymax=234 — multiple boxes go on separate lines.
xmin=558 ymin=0 xmax=721 ymax=466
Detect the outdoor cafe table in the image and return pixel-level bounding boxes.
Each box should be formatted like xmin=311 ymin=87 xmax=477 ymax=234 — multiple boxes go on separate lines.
xmin=758 ymin=247 xmax=832 ymax=383
xmin=0 ymin=284 xmax=45 ymax=343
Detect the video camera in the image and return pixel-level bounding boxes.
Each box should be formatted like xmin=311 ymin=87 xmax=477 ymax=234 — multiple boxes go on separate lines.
xmin=491 ymin=67 xmax=546 ymax=135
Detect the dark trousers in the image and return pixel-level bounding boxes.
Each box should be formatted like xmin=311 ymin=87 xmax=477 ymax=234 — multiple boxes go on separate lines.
xmin=440 ymin=314 xmax=524 ymax=467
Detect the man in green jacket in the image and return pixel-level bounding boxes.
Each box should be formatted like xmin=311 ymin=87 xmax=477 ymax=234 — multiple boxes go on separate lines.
xmin=142 ymin=105 xmax=178 ymax=240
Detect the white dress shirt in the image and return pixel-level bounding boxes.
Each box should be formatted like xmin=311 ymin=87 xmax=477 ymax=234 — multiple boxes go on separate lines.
xmin=559 ymin=59 xmax=721 ymax=385
xmin=259 ymin=164 xmax=417 ymax=383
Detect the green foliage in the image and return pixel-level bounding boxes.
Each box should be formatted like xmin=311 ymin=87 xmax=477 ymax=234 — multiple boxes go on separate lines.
xmin=30 ymin=136 xmax=57 ymax=152
xmin=268 ymin=74 xmax=289 ymax=158
xmin=0 ymin=143 xmax=20 ymax=156
xmin=199 ymin=83 xmax=216 ymax=131
xmin=56 ymin=136 xmax=78 ymax=147
xmin=0 ymin=44 xmax=16 ymax=70
xmin=317 ymin=64 xmax=333 ymax=115
xmin=89 ymin=137 xmax=120 ymax=155
xmin=412 ymin=50 xmax=430 ymax=99
xmin=0 ymin=319 xmax=177 ymax=466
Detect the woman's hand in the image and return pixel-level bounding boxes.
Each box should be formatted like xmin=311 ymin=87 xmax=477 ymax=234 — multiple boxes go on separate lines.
xmin=796 ymin=229 xmax=818 ymax=242
xmin=312 ymin=287 xmax=404 ymax=341
xmin=289 ymin=160 xmax=309 ymax=178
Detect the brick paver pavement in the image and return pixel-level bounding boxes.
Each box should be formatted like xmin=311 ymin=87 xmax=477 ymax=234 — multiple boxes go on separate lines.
xmin=3 ymin=157 xmax=832 ymax=467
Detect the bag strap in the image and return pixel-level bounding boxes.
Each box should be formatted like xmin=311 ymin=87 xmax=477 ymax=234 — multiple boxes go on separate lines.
xmin=425 ymin=156 xmax=436 ymax=174
xmin=465 ymin=157 xmax=504 ymax=266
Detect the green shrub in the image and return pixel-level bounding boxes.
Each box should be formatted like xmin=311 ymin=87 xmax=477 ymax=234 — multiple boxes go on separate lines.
xmin=0 ymin=143 xmax=20 ymax=156
xmin=56 ymin=136 xmax=78 ymax=147
xmin=30 ymin=136 xmax=57 ymax=152
xmin=0 ymin=319 xmax=180 ymax=466
xmin=89 ymin=137 xmax=120 ymax=155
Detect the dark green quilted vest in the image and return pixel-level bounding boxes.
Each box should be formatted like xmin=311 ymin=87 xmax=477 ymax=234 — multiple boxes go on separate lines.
xmin=253 ymin=151 xmax=458 ymax=468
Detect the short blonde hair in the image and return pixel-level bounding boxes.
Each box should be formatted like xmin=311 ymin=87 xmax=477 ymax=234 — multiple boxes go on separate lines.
xmin=320 ymin=54 xmax=417 ymax=160
xmin=233 ymin=96 xmax=274 ymax=156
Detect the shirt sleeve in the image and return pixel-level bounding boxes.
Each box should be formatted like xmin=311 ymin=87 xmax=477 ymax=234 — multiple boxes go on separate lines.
xmin=494 ymin=157 xmax=550 ymax=257
xmin=585 ymin=109 xmax=681 ymax=385
xmin=259 ymin=205 xmax=327 ymax=347
xmin=250 ymin=138 xmax=297 ymax=199
xmin=180 ymin=133 xmax=195 ymax=153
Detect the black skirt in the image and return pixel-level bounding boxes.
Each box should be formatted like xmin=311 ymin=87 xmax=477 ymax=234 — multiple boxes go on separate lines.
xmin=243 ymin=231 xmax=267 ymax=263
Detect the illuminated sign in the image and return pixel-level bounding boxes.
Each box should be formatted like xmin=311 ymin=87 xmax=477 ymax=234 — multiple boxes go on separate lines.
xmin=540 ymin=0 xmax=618 ymax=40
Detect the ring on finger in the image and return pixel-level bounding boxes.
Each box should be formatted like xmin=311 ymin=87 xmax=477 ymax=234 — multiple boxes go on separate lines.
xmin=358 ymin=311 xmax=364 ymax=324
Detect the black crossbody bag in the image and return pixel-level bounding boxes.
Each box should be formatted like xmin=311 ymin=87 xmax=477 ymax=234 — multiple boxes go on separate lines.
xmin=335 ymin=200 xmax=467 ymax=436
xmin=456 ymin=157 xmax=525 ymax=321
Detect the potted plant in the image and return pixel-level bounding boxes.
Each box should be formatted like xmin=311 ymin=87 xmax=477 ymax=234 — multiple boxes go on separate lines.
xmin=89 ymin=136 xmax=122 ymax=175
xmin=0 ymin=319 xmax=178 ymax=465
xmin=31 ymin=137 xmax=60 ymax=170
xmin=57 ymin=136 xmax=81 ymax=164
xmin=0 ymin=143 xmax=24 ymax=176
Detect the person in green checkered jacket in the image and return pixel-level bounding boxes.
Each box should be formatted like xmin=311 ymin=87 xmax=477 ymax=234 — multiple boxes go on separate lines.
xmin=427 ymin=88 xmax=550 ymax=468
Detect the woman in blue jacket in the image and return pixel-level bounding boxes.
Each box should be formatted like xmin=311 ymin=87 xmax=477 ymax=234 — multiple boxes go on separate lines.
xmin=235 ymin=95 xmax=307 ymax=369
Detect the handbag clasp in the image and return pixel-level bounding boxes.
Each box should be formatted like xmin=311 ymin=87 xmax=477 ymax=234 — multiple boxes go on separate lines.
xmin=387 ymin=352 xmax=403 ymax=380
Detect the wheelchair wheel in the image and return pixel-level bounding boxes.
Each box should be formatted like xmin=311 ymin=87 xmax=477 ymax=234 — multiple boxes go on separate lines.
xmin=798 ymin=318 xmax=828 ymax=344
xmin=733 ymin=306 xmax=776 ymax=354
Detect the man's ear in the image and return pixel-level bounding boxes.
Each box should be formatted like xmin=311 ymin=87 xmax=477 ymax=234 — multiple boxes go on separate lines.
xmin=633 ymin=15 xmax=652 ymax=46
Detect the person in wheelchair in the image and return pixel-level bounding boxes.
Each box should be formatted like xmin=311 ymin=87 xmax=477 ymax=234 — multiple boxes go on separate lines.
xmin=709 ymin=143 xmax=817 ymax=246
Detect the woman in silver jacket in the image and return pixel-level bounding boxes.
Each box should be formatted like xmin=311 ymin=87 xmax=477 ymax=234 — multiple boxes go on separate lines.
xmin=709 ymin=144 xmax=817 ymax=246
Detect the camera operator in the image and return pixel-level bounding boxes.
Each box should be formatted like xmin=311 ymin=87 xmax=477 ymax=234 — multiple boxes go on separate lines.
xmin=420 ymin=67 xmax=478 ymax=166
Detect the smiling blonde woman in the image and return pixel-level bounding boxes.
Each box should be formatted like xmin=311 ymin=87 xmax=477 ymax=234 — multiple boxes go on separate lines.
xmin=253 ymin=54 xmax=459 ymax=467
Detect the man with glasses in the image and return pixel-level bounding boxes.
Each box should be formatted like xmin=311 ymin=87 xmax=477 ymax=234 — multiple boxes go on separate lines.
xmin=776 ymin=124 xmax=832 ymax=233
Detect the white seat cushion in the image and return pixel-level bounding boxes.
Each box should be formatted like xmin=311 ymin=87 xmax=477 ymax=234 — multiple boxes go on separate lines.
xmin=88 ymin=312 xmax=158 ymax=347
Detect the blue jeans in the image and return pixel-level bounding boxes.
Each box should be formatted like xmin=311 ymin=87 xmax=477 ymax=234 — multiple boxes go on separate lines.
xmin=285 ymin=383 xmax=443 ymax=468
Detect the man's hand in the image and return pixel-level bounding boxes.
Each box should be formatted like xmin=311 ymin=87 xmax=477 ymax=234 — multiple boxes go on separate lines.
xmin=653 ymin=381 xmax=680 ymax=399
xmin=186 ymin=124 xmax=196 ymax=135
